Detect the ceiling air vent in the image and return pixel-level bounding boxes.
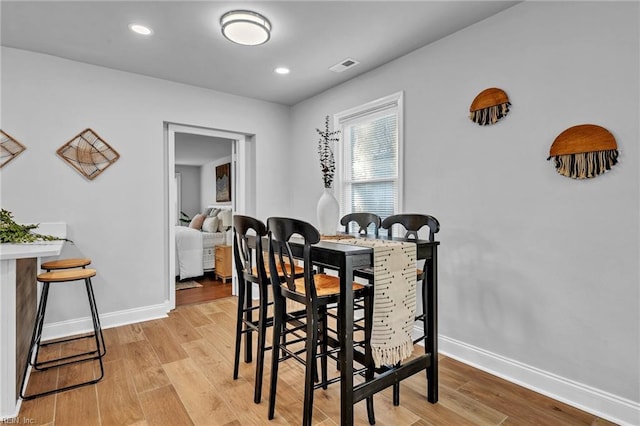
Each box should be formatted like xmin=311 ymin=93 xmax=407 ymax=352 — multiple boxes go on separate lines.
xmin=329 ymin=58 xmax=360 ymax=73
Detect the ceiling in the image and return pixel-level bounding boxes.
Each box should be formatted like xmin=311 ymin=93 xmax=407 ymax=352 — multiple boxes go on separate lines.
xmin=174 ymin=133 xmax=232 ymax=166
xmin=1 ymin=1 xmax=519 ymax=107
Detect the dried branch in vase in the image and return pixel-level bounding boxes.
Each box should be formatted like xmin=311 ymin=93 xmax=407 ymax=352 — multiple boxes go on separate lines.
xmin=316 ymin=115 xmax=340 ymax=189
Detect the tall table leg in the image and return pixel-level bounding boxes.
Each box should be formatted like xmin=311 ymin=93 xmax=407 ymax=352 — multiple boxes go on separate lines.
xmin=426 ymin=246 xmax=438 ymax=402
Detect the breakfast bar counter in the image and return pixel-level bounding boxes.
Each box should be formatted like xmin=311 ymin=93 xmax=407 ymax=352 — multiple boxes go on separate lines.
xmin=0 ymin=223 xmax=66 ymax=420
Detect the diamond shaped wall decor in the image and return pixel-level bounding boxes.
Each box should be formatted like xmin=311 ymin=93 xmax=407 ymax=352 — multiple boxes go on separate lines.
xmin=57 ymin=128 xmax=120 ymax=180
xmin=0 ymin=129 xmax=27 ymax=168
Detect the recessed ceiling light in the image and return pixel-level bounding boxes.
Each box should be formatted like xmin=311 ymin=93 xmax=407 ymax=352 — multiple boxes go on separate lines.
xmin=129 ymin=24 xmax=153 ymax=36
xmin=274 ymin=67 xmax=290 ymax=75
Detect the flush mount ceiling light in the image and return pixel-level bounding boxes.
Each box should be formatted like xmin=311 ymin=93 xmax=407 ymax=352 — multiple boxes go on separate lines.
xmin=128 ymin=23 xmax=153 ymax=36
xmin=274 ymin=67 xmax=290 ymax=75
xmin=220 ymin=10 xmax=271 ymax=46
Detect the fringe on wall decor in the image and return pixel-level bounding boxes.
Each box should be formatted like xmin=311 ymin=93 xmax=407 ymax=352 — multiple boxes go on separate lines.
xmin=469 ymin=87 xmax=511 ymax=125
xmin=547 ymin=124 xmax=618 ymax=179
xmin=57 ymin=128 xmax=120 ymax=180
xmin=0 ymin=129 xmax=27 ymax=168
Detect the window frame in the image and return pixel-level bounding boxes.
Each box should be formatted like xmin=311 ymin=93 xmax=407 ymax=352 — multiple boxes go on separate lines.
xmin=333 ymin=92 xmax=404 ymax=225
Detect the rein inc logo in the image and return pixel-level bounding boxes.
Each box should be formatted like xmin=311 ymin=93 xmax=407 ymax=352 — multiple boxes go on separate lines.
xmin=0 ymin=418 xmax=35 ymax=424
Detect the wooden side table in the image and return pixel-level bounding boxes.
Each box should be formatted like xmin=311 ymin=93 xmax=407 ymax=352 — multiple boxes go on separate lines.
xmin=215 ymin=245 xmax=232 ymax=283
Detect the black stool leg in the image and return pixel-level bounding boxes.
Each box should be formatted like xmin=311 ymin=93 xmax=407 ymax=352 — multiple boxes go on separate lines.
xmin=19 ymin=282 xmax=50 ymax=398
xmin=85 ymin=277 xmax=106 ymax=358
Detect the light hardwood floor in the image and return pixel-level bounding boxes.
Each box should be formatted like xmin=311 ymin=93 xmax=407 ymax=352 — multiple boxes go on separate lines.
xmin=176 ymin=273 xmax=232 ymax=306
xmin=16 ymin=296 xmax=617 ymax=426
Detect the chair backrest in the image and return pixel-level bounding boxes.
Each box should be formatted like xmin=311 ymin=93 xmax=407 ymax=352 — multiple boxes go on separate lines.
xmin=381 ymin=214 xmax=440 ymax=241
xmin=340 ymin=212 xmax=381 ymax=236
xmin=233 ymin=215 xmax=268 ymax=284
xmin=266 ymin=217 xmax=319 ymax=300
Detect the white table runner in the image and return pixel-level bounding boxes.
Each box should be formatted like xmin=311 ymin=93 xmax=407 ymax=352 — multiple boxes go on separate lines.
xmin=335 ymin=238 xmax=417 ymax=367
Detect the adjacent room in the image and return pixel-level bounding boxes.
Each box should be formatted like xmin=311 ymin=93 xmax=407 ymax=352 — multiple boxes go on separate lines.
xmin=174 ymin=131 xmax=234 ymax=304
xmin=1 ymin=1 xmax=638 ymax=425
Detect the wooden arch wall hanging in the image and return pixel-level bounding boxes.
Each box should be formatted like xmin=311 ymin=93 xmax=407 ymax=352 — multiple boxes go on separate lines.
xmin=0 ymin=129 xmax=27 ymax=168
xmin=469 ymin=87 xmax=511 ymax=125
xmin=547 ymin=124 xmax=618 ymax=179
xmin=57 ymin=128 xmax=120 ymax=180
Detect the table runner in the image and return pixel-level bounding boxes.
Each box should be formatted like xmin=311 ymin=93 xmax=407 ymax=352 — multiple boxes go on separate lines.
xmin=333 ymin=238 xmax=417 ymax=367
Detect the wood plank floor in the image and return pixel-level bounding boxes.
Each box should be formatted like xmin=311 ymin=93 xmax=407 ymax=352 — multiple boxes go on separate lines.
xmin=176 ymin=273 xmax=232 ymax=306
xmin=16 ymin=296 xmax=618 ymax=426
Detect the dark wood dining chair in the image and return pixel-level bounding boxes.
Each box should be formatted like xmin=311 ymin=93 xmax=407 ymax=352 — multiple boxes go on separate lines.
xmin=266 ymin=217 xmax=375 ymax=426
xmin=232 ymin=215 xmax=271 ymax=404
xmin=340 ymin=212 xmax=381 ymax=236
xmin=381 ymin=213 xmax=440 ymax=405
xmin=233 ymin=214 xmax=306 ymax=404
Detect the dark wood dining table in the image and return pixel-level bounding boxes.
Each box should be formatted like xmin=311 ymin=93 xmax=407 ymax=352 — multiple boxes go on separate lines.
xmin=286 ymin=235 xmax=440 ymax=426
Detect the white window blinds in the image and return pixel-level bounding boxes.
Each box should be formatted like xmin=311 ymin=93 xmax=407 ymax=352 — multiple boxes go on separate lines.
xmin=335 ymin=92 xmax=403 ymax=234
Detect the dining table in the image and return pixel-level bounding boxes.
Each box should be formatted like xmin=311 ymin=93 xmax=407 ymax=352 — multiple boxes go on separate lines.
xmin=285 ymin=234 xmax=440 ymax=426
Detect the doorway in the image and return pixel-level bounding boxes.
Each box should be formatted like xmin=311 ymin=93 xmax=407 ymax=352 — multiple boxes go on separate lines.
xmin=165 ymin=123 xmax=249 ymax=310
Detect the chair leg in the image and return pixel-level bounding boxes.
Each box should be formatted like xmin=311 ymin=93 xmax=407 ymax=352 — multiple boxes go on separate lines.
xmin=268 ymin=297 xmax=284 ymax=420
xmin=364 ymin=288 xmax=376 ymax=425
xmin=233 ymin=279 xmax=246 ymax=380
xmin=421 ymin=276 xmax=430 ymax=387
xmin=302 ymin=307 xmax=318 ymax=426
xmin=319 ymin=305 xmax=328 ymax=389
xmin=254 ymin=282 xmax=269 ymax=403
xmin=244 ymin=282 xmax=254 ymax=364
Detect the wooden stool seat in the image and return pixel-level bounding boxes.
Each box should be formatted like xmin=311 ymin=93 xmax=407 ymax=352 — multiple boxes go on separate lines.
xmin=41 ymin=258 xmax=91 ymax=270
xmin=38 ymin=268 xmax=97 ymax=282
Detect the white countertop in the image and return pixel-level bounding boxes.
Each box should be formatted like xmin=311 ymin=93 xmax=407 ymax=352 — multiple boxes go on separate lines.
xmin=0 ymin=222 xmax=66 ymax=260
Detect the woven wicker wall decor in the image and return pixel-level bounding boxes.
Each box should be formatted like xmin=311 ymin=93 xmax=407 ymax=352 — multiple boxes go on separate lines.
xmin=547 ymin=124 xmax=618 ymax=179
xmin=57 ymin=128 xmax=120 ymax=180
xmin=0 ymin=129 xmax=27 ymax=168
xmin=469 ymin=87 xmax=511 ymax=125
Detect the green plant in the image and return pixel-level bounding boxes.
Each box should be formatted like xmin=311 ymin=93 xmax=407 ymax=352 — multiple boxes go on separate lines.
xmin=0 ymin=209 xmax=68 ymax=243
xmin=316 ymin=115 xmax=341 ymax=189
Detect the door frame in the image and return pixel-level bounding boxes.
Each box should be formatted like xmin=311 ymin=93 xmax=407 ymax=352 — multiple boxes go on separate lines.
xmin=164 ymin=122 xmax=247 ymax=310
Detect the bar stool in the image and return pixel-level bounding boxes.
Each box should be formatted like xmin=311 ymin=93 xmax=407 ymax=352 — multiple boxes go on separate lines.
xmin=41 ymin=257 xmax=91 ymax=271
xmin=20 ymin=267 xmax=106 ymax=400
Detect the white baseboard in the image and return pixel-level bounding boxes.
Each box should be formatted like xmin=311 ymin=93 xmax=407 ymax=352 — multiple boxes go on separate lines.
xmin=42 ymin=302 xmax=171 ymax=341
xmin=439 ymin=334 xmax=640 ymax=426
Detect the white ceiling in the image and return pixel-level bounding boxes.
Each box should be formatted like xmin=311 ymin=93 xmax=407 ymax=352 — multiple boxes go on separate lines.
xmin=174 ymin=133 xmax=232 ymax=166
xmin=1 ymin=1 xmax=519 ymax=107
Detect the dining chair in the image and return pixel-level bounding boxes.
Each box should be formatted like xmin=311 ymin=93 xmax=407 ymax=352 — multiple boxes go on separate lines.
xmin=232 ymin=215 xmax=304 ymax=403
xmin=266 ymin=217 xmax=375 ymax=426
xmin=381 ymin=213 xmax=440 ymax=405
xmin=340 ymin=212 xmax=382 ymax=236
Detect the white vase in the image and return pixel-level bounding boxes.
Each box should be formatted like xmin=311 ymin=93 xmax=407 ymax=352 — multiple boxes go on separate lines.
xmin=316 ymin=188 xmax=339 ymax=235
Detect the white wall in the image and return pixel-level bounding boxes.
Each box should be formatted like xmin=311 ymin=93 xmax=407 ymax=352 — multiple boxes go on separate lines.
xmin=201 ymin=156 xmax=232 ymax=212
xmin=289 ymin=2 xmax=639 ymax=423
xmin=0 ymin=47 xmax=291 ymax=324
xmin=175 ymin=165 xmax=200 ymax=219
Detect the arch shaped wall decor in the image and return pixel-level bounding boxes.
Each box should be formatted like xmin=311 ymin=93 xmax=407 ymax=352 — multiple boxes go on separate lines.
xmin=547 ymin=124 xmax=618 ymax=179
xmin=469 ymin=87 xmax=511 ymax=125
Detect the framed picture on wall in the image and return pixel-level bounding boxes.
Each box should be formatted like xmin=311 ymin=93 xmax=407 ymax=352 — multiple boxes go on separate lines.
xmin=216 ymin=162 xmax=231 ymax=202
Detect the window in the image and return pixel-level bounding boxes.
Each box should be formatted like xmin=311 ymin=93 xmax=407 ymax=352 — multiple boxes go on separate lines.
xmin=335 ymin=92 xmax=403 ymax=235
